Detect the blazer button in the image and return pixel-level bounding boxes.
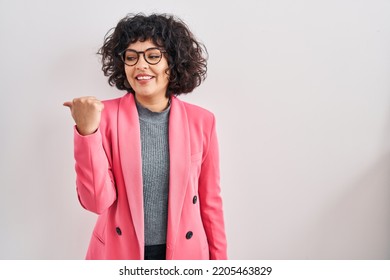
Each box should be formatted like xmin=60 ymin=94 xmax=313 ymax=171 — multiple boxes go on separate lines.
xmin=186 ymin=231 xmax=193 ymax=239
xmin=116 ymin=227 xmax=122 ymax=236
xmin=193 ymin=195 xmax=198 ymax=204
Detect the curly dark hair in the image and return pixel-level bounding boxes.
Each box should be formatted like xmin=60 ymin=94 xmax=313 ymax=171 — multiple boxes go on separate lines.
xmin=97 ymin=13 xmax=208 ymax=96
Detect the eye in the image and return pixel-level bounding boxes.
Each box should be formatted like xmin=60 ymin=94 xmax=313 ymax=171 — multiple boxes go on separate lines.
xmin=125 ymin=55 xmax=137 ymax=61
xmin=147 ymin=53 xmax=161 ymax=59
xmin=123 ymin=51 xmax=138 ymax=62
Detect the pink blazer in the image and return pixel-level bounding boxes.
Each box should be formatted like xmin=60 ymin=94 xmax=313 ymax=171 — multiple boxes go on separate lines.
xmin=73 ymin=93 xmax=227 ymax=259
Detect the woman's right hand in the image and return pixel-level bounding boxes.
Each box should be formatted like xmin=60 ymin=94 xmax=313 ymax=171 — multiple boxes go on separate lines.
xmin=63 ymin=96 xmax=104 ymax=136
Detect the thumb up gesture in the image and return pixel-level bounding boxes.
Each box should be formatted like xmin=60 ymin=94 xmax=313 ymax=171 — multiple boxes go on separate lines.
xmin=63 ymin=96 xmax=104 ymax=136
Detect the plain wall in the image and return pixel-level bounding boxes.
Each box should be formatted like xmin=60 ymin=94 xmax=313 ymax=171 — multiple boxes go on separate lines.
xmin=1 ymin=0 xmax=390 ymax=259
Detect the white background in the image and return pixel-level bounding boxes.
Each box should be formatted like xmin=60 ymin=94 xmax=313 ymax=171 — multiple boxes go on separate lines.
xmin=1 ymin=0 xmax=390 ymax=259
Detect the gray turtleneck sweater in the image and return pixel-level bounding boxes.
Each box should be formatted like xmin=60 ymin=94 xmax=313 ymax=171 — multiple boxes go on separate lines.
xmin=136 ymin=101 xmax=170 ymax=246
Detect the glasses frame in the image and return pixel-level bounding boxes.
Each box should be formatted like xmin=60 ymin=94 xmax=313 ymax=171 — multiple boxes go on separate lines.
xmin=119 ymin=47 xmax=167 ymax=66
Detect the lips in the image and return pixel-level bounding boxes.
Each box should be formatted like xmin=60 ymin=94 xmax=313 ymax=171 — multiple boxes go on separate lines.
xmin=135 ymin=75 xmax=154 ymax=80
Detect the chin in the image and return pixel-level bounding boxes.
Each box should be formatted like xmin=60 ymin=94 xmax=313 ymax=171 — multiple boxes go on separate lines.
xmin=136 ymin=88 xmax=166 ymax=98
xmin=135 ymin=90 xmax=154 ymax=97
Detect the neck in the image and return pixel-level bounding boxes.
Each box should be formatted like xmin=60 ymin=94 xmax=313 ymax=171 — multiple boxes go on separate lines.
xmin=134 ymin=94 xmax=169 ymax=112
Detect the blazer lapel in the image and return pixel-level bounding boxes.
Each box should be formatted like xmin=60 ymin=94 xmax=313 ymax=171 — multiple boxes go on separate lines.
xmin=166 ymin=96 xmax=191 ymax=257
xmin=118 ymin=94 xmax=144 ymax=256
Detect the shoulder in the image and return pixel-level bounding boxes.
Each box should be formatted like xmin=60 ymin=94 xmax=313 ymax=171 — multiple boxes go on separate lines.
xmin=100 ymin=94 xmax=133 ymax=117
xmin=99 ymin=95 xmax=129 ymax=126
xmin=101 ymin=96 xmax=122 ymax=110
xmin=176 ymin=98 xmax=215 ymax=123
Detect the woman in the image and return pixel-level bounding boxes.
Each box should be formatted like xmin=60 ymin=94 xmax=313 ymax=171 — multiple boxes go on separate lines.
xmin=64 ymin=13 xmax=227 ymax=260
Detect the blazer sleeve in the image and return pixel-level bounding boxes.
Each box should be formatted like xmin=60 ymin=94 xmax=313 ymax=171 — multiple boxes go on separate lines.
xmin=198 ymin=115 xmax=228 ymax=259
xmin=73 ymin=126 xmax=116 ymax=214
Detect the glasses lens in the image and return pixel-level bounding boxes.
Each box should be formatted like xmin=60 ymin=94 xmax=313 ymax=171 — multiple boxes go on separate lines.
xmin=145 ymin=48 xmax=162 ymax=64
xmin=123 ymin=50 xmax=138 ymax=66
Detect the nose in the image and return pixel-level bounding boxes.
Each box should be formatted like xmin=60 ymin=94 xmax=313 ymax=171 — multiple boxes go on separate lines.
xmin=135 ymin=54 xmax=148 ymax=69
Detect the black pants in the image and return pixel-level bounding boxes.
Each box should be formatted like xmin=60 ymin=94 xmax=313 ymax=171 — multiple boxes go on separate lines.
xmin=144 ymin=244 xmax=166 ymax=260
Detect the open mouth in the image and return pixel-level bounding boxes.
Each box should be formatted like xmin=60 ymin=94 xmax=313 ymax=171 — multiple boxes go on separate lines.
xmin=136 ymin=75 xmax=154 ymax=80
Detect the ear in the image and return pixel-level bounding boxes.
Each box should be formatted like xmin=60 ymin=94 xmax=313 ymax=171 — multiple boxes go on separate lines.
xmin=164 ymin=67 xmax=171 ymax=78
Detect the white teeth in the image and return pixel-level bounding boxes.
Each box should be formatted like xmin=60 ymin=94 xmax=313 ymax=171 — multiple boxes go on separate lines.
xmin=137 ymin=76 xmax=153 ymax=80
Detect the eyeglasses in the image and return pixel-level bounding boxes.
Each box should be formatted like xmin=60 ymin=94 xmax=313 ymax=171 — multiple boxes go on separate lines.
xmin=119 ymin=47 xmax=167 ymax=66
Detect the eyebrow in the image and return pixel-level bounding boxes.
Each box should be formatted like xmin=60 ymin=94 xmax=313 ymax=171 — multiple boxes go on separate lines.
xmin=125 ymin=47 xmax=160 ymax=52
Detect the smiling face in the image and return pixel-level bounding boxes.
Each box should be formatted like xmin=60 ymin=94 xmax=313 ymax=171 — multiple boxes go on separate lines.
xmin=124 ymin=40 xmax=170 ymax=103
